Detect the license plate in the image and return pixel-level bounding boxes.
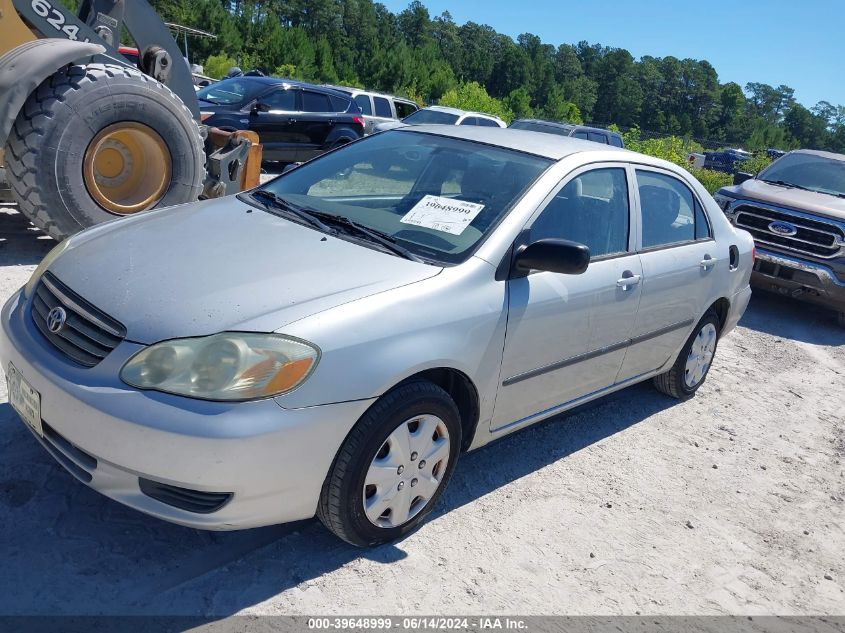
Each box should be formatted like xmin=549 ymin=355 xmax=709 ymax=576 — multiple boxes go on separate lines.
xmin=7 ymin=362 xmax=42 ymax=437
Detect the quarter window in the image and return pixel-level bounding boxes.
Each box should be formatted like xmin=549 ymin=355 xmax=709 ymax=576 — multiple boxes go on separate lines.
xmin=529 ymin=168 xmax=630 ymax=259
xmin=636 ymin=170 xmax=711 ymax=248
xmin=395 ymin=100 xmax=418 ymax=119
xmin=572 ymin=130 xmax=589 ymax=140
xmin=354 ymin=94 xmax=373 ymax=115
xmin=374 ymin=96 xmax=392 ymax=117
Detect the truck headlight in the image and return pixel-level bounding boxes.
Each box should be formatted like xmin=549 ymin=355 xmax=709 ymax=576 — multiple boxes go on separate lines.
xmin=120 ymin=333 xmax=320 ymax=401
xmin=24 ymin=238 xmax=71 ymax=299
xmin=713 ymin=192 xmax=735 ymax=212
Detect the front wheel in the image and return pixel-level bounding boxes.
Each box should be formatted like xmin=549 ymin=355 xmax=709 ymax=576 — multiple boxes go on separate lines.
xmin=317 ymin=381 xmax=461 ymax=546
xmin=653 ymin=311 xmax=720 ymax=400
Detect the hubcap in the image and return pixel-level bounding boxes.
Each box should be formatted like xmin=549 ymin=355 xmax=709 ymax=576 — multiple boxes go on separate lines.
xmin=83 ymin=122 xmax=172 ymax=215
xmin=684 ymin=323 xmax=717 ymax=388
xmin=363 ymin=414 xmax=450 ymax=529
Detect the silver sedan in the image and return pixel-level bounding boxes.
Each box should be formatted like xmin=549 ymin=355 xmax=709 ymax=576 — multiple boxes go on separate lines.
xmin=0 ymin=127 xmax=754 ymax=545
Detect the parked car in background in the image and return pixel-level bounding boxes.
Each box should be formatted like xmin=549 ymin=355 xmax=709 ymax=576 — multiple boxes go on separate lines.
xmin=375 ymin=106 xmax=506 ymax=132
xmin=714 ymin=149 xmax=845 ymax=326
xmin=324 ymin=86 xmax=419 ymax=134
xmin=508 ymin=119 xmax=625 ymax=147
xmin=704 ymin=148 xmax=752 ymax=174
xmin=198 ymin=77 xmax=364 ymax=163
xmin=1 ymin=126 xmax=753 ymax=545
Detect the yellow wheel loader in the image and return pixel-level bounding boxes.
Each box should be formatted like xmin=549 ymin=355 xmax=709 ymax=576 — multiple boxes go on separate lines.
xmin=0 ymin=0 xmax=261 ymax=239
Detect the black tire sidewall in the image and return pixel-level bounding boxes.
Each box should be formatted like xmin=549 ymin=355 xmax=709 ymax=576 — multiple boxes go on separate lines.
xmin=677 ymin=313 xmax=721 ymax=396
xmin=28 ymin=66 xmax=203 ymax=231
xmin=335 ymin=383 xmax=461 ymax=545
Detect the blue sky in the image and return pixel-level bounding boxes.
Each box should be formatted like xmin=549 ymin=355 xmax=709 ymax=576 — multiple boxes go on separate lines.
xmin=380 ymin=0 xmax=844 ymax=109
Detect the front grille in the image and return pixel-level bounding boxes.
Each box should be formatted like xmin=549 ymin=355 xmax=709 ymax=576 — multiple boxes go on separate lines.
xmin=39 ymin=422 xmax=98 ymax=483
xmin=733 ymin=204 xmax=845 ymax=259
xmin=31 ymin=272 xmax=126 ymax=367
xmin=139 ymin=479 xmax=233 ymax=514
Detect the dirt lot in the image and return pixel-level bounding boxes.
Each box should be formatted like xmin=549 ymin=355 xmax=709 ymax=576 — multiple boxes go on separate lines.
xmin=0 ymin=206 xmax=843 ymax=616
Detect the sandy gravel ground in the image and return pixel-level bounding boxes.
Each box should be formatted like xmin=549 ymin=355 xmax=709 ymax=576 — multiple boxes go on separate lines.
xmin=0 ymin=206 xmax=842 ymax=616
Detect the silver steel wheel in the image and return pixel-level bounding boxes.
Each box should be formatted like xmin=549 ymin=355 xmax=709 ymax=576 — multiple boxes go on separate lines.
xmin=363 ymin=414 xmax=451 ymax=529
xmin=684 ymin=323 xmax=717 ymax=388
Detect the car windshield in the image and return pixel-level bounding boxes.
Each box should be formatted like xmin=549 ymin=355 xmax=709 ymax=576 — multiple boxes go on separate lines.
xmin=256 ymin=131 xmax=552 ymax=264
xmin=402 ymin=109 xmax=460 ymax=125
xmin=197 ymin=78 xmax=267 ymax=106
xmin=758 ymin=153 xmax=845 ymax=197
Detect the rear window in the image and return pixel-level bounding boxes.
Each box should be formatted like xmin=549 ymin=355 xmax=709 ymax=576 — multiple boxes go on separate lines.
xmin=374 ymin=96 xmax=392 ymax=117
xmin=354 ymin=94 xmax=372 ymax=115
xmin=402 ymin=109 xmax=460 ymax=125
xmin=302 ymin=91 xmax=333 ymax=112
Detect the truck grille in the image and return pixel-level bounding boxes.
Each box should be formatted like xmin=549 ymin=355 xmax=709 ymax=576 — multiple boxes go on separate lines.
xmin=733 ymin=204 xmax=845 ymax=259
xmin=31 ymin=272 xmax=126 ymax=367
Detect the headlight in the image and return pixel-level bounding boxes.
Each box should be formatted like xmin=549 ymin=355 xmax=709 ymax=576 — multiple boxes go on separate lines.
xmin=120 ymin=333 xmax=320 ymax=401
xmin=713 ymin=192 xmax=735 ymax=212
xmin=24 ymin=238 xmax=71 ymax=299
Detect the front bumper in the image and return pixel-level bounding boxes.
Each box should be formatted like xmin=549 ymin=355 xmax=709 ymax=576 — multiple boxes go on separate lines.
xmin=0 ymin=289 xmax=375 ymax=530
xmin=751 ymin=248 xmax=845 ymax=311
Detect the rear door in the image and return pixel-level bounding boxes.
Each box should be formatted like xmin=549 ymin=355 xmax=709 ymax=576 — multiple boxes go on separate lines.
xmin=616 ymin=167 xmax=718 ymax=382
xmin=371 ymin=96 xmax=395 ymax=129
xmin=293 ymin=89 xmax=337 ymax=160
xmin=248 ymin=87 xmax=299 ymax=161
xmin=492 ymin=165 xmax=643 ymax=431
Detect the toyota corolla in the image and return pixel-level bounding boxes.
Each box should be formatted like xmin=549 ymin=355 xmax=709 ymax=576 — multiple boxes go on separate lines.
xmin=1 ymin=127 xmax=753 ymax=545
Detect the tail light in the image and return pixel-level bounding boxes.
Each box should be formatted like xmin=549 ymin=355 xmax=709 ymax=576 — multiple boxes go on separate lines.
xmin=352 ymin=115 xmax=364 ymax=129
xmin=752 ymin=246 xmax=756 ymax=261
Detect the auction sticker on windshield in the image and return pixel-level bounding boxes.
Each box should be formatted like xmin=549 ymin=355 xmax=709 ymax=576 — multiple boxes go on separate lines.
xmin=400 ymin=195 xmax=485 ymax=235
xmin=7 ymin=363 xmax=42 ymax=437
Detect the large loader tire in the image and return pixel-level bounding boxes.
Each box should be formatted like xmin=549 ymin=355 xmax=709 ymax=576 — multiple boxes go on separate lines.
xmin=4 ymin=63 xmax=205 ymax=240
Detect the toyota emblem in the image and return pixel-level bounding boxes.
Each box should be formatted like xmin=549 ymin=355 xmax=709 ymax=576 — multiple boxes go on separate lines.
xmin=47 ymin=306 xmax=67 ymax=333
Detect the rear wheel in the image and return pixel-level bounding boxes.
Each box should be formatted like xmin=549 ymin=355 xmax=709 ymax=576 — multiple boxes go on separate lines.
xmin=317 ymin=381 xmax=461 ymax=546
xmin=4 ymin=63 xmax=204 ymax=239
xmin=653 ymin=311 xmax=720 ymax=399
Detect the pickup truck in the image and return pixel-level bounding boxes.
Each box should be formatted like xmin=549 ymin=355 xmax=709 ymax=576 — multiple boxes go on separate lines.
xmin=714 ymin=149 xmax=845 ymax=326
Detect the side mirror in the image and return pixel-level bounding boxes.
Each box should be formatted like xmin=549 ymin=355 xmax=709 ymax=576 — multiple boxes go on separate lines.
xmin=733 ymin=172 xmax=753 ymax=185
xmin=252 ymin=101 xmax=271 ymax=114
xmin=513 ymin=239 xmax=590 ymax=276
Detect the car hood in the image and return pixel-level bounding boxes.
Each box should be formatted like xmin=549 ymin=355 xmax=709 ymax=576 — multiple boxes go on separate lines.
xmin=48 ymin=197 xmax=442 ymax=344
xmin=726 ymin=179 xmax=845 ymax=220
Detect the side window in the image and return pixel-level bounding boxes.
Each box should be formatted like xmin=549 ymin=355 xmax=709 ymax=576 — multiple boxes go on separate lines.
xmin=588 ymin=131 xmax=607 ymax=144
xmin=477 ymin=117 xmax=500 ymax=127
xmin=354 ymin=94 xmax=373 ymax=115
xmin=609 ymin=135 xmax=624 ymax=148
xmin=459 ymin=117 xmax=478 ymax=126
xmin=374 ymin=96 xmax=392 ymax=117
xmin=330 ymin=95 xmax=350 ymax=112
xmin=260 ymin=88 xmax=297 ymax=111
xmin=528 ymin=168 xmax=630 ymax=259
xmin=302 ymin=90 xmax=332 ymax=112
xmin=395 ymin=100 xmax=418 ymax=119
xmin=637 ymin=170 xmax=708 ymax=248
xmin=572 ymin=130 xmax=589 ymax=140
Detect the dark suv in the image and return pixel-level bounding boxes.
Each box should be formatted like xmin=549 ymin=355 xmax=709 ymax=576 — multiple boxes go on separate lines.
xmin=198 ymin=77 xmax=365 ymax=162
xmin=509 ymin=119 xmax=624 ymax=147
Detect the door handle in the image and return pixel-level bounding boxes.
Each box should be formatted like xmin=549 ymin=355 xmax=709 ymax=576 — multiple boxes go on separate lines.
xmin=700 ymin=256 xmax=718 ymax=270
xmin=287 ymin=118 xmax=297 ymax=124
xmin=616 ymin=273 xmax=641 ymax=290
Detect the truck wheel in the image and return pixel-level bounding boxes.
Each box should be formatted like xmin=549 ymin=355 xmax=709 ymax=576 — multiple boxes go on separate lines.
xmin=4 ymin=63 xmax=204 ymax=240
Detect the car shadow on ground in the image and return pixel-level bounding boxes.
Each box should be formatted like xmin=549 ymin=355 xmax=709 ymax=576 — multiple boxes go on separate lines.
xmin=739 ymin=289 xmax=845 ymax=346
xmin=0 ymin=380 xmax=677 ymax=616
xmin=0 ymin=207 xmax=54 ymax=266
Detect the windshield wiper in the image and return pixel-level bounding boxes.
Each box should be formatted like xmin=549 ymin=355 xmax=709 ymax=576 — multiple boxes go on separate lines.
xmin=758 ymin=178 xmax=816 ymax=192
xmin=250 ymin=190 xmax=333 ymax=233
xmin=306 ymin=211 xmax=424 ymax=262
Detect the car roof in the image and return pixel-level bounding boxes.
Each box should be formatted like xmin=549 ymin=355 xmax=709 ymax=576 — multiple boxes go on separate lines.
xmin=324 ymin=85 xmax=415 ymax=102
xmin=397 ymin=125 xmax=634 ymax=161
xmin=789 ymin=149 xmax=845 ymax=162
xmin=222 ymin=76 xmax=351 ymax=98
xmin=420 ymin=106 xmax=503 ymax=122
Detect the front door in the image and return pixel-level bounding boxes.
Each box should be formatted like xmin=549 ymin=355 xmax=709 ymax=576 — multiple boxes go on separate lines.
xmin=492 ymin=165 xmax=643 ymax=431
xmin=616 ymin=167 xmax=719 ymax=382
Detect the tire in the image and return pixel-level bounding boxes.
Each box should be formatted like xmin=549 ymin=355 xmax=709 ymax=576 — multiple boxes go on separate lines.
xmin=653 ymin=310 xmax=721 ymax=400
xmin=4 ymin=63 xmax=205 ymax=240
xmin=318 ymin=381 xmax=462 ymax=546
